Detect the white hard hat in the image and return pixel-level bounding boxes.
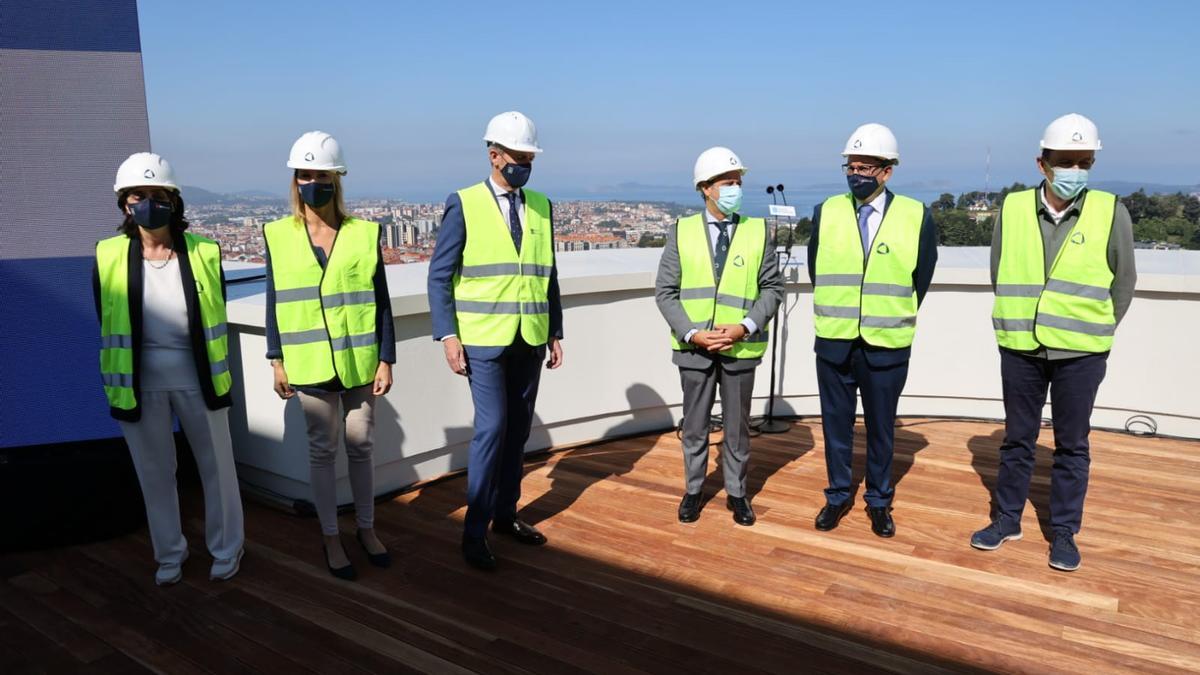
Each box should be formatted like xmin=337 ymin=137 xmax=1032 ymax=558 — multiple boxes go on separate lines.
xmin=693 ymin=146 xmax=747 ymax=187
xmin=483 ymin=111 xmax=543 ymax=154
xmin=114 ymin=152 xmax=179 ymax=193
xmin=287 ymin=131 xmax=347 ymax=173
xmin=1040 ymin=113 xmax=1102 ymax=151
xmin=842 ymin=123 xmax=900 ymax=164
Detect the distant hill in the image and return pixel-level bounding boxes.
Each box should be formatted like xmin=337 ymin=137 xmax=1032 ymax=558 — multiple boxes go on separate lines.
xmin=180 ymin=186 xmax=285 ymax=205
xmin=1092 ymin=181 xmax=1200 ymax=196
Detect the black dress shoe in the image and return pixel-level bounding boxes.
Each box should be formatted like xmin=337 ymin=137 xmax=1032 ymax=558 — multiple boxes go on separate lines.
xmin=491 ymin=518 xmax=547 ymax=546
xmin=815 ymin=501 xmax=852 ymax=531
xmin=462 ymin=536 xmax=497 ymax=571
xmin=356 ymin=529 xmax=392 ymax=568
xmin=866 ymin=506 xmax=895 ymax=538
xmin=323 ymin=541 xmax=357 ymax=581
xmin=726 ymin=496 xmax=756 ymax=526
xmin=678 ymin=492 xmax=703 ymax=523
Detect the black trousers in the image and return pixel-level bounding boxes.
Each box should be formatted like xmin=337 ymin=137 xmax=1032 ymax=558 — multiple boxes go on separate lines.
xmin=995 ymin=348 xmax=1108 ymax=534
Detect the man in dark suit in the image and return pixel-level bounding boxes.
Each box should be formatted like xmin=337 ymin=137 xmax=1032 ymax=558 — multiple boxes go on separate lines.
xmin=809 ymin=123 xmax=938 ymax=537
xmin=427 ymin=111 xmax=563 ymax=571
xmin=656 ymin=146 xmax=784 ymax=526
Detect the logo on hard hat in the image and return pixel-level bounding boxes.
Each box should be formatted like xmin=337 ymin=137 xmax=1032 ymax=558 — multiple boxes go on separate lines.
xmin=143 ymin=169 xmax=155 ymax=179
xmin=1071 ymin=232 xmax=1086 ymax=245
xmin=876 ymin=242 xmax=890 ymax=255
xmin=304 ymin=152 xmax=315 ymax=161
xmin=732 ymin=255 xmax=745 ymax=267
xmin=1072 ymin=132 xmax=1083 ymax=142
xmin=853 ymin=139 xmax=863 ymax=149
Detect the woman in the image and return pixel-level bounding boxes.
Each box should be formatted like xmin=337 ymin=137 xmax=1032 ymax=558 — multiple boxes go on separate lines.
xmin=263 ymin=131 xmax=394 ymax=580
xmin=94 ymin=152 xmax=245 ymax=586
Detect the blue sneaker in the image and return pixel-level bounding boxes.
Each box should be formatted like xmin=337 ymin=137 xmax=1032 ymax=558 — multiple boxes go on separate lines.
xmin=1049 ymin=529 xmax=1081 ymax=572
xmin=970 ymin=517 xmax=1022 ymax=551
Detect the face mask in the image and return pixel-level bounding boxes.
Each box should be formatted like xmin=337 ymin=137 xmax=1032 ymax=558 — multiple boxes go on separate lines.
xmin=299 ymin=181 xmax=335 ymax=208
xmin=129 ymin=199 xmax=173 ymax=230
xmin=847 ymin=173 xmax=880 ymax=201
xmin=1049 ymin=167 xmax=1088 ymax=201
xmin=714 ymin=184 xmax=742 ymax=215
xmin=501 ymin=161 xmax=532 ymax=189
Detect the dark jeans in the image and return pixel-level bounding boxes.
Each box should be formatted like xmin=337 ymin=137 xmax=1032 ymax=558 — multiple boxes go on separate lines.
xmin=995 ymin=348 xmax=1108 ymax=534
xmin=816 ymin=347 xmax=910 ymax=508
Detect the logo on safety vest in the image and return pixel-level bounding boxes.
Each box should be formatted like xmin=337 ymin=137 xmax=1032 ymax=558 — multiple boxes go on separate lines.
xmin=732 ymin=255 xmax=745 ymax=267
xmin=304 ymin=152 xmax=315 ymax=161
xmin=1071 ymin=232 xmax=1086 ymax=245
xmin=875 ymin=242 xmax=890 ymax=255
xmin=143 ymin=169 xmax=155 ymax=179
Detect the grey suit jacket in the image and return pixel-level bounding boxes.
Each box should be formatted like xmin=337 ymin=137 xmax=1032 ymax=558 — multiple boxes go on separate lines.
xmin=655 ymin=213 xmax=785 ymax=371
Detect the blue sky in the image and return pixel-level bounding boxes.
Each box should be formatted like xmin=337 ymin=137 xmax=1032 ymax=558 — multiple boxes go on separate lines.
xmin=138 ymin=1 xmax=1200 ymax=202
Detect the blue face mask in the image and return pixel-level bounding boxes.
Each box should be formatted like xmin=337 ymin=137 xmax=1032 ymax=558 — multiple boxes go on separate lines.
xmin=129 ymin=199 xmax=173 ymax=230
xmin=847 ymin=174 xmax=880 ymax=201
xmin=299 ymin=181 xmax=335 ymax=208
xmin=714 ymin=184 xmax=743 ymax=215
xmin=1049 ymin=167 xmax=1088 ymax=201
xmin=501 ymin=161 xmax=532 ymax=189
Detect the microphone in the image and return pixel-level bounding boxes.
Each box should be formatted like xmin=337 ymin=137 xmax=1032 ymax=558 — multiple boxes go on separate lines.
xmin=766 ymin=185 xmax=777 ymax=206
xmin=776 ymin=184 xmax=787 ymax=206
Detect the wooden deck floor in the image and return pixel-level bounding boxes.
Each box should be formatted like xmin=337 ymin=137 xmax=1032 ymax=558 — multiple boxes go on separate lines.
xmin=3 ymin=418 xmax=1200 ymax=674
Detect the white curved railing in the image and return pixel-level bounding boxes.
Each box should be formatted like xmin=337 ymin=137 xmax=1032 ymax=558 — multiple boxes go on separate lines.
xmin=224 ymin=248 xmax=1200 ymax=503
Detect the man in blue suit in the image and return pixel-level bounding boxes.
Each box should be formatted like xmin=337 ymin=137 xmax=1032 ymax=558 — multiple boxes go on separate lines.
xmin=427 ymin=111 xmax=564 ymax=571
xmin=808 ymin=123 xmax=938 ymax=538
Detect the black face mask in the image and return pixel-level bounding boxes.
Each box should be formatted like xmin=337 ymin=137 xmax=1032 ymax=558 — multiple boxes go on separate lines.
xmin=500 ymin=161 xmax=532 ymax=189
xmin=846 ymin=173 xmax=880 ymax=201
xmin=129 ymin=199 xmax=173 ymax=230
xmin=299 ymin=181 xmax=335 ymax=208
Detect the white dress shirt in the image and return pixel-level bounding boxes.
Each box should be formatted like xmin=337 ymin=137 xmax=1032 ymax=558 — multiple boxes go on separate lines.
xmin=855 ymin=188 xmax=888 ymax=254
xmin=489 ymin=176 xmax=525 ymax=229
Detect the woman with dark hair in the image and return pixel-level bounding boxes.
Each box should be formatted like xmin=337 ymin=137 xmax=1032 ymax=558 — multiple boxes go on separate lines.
xmin=94 ymin=152 xmax=245 ymax=586
xmin=263 ymin=131 xmax=394 ymax=580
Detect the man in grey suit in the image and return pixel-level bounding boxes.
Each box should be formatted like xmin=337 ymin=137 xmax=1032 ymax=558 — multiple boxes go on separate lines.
xmin=655 ymin=147 xmax=785 ymax=526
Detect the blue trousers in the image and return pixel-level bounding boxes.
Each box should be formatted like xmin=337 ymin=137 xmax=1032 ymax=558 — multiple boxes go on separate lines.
xmin=463 ymin=339 xmax=545 ymax=539
xmin=995 ymin=349 xmax=1107 ymax=534
xmin=816 ymin=348 xmax=909 ymax=508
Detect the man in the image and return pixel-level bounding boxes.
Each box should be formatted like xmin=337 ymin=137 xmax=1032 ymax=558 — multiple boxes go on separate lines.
xmin=809 ymin=123 xmax=938 ymax=538
xmin=427 ymin=111 xmax=564 ymax=571
xmin=655 ymin=146 xmax=784 ymax=526
xmin=971 ymin=113 xmax=1136 ymax=572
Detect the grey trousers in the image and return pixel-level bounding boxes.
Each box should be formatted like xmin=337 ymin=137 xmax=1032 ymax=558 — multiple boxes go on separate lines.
xmin=679 ymin=365 xmax=755 ymax=498
xmin=118 ymin=389 xmax=245 ymax=565
xmin=297 ymin=385 xmax=376 ymax=536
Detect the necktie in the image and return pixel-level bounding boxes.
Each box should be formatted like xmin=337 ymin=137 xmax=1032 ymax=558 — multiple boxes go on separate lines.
xmin=713 ymin=221 xmax=731 ymax=280
xmin=857 ymin=204 xmax=873 ymax=257
xmin=504 ymin=191 xmax=522 ymax=251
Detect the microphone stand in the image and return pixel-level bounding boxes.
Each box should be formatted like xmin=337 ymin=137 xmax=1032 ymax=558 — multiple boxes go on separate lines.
xmin=754 ymin=184 xmax=792 ymax=434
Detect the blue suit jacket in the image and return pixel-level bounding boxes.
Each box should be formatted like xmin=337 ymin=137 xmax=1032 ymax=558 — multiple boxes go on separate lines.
xmin=807 ymin=190 xmax=939 ymax=368
xmin=427 ymin=186 xmax=563 ymax=360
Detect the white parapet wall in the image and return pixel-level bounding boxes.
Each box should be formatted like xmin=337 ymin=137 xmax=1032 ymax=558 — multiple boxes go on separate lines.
xmin=223 ymin=247 xmax=1200 ymax=504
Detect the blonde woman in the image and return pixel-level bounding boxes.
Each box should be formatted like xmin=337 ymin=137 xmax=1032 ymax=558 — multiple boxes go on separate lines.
xmin=95 ymin=153 xmax=244 ymax=585
xmin=263 ymin=132 xmax=394 ymax=580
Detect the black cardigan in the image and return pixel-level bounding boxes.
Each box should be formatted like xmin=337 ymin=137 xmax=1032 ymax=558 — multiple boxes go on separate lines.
xmin=92 ymin=230 xmax=231 ymax=421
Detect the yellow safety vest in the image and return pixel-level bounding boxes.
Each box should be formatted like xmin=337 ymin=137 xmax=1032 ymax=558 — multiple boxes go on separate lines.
xmin=263 ymin=216 xmax=381 ymax=387
xmin=813 ymin=193 xmax=925 ymax=348
xmin=452 ymin=182 xmax=554 ymax=347
xmin=96 ymin=232 xmax=230 ymax=413
xmin=670 ymin=213 xmax=769 ymax=360
xmin=992 ymin=188 xmax=1117 ymax=353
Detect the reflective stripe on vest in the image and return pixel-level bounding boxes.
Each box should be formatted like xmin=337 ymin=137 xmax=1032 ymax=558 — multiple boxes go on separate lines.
xmin=452 ymin=182 xmax=554 ymax=347
xmin=992 ymin=188 xmax=1117 ymax=353
xmin=812 ymin=193 xmax=924 ymax=348
xmin=263 ymin=216 xmax=380 ymax=387
xmin=669 ymin=213 xmax=769 ymax=359
xmin=96 ymin=233 xmax=231 ymax=411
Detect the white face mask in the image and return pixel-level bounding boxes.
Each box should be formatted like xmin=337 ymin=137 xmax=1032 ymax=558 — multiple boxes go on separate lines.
xmin=1048 ymin=167 xmax=1089 ymax=201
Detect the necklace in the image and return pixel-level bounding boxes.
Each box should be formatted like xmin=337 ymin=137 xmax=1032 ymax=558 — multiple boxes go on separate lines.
xmin=146 ymin=250 xmax=175 ymax=269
